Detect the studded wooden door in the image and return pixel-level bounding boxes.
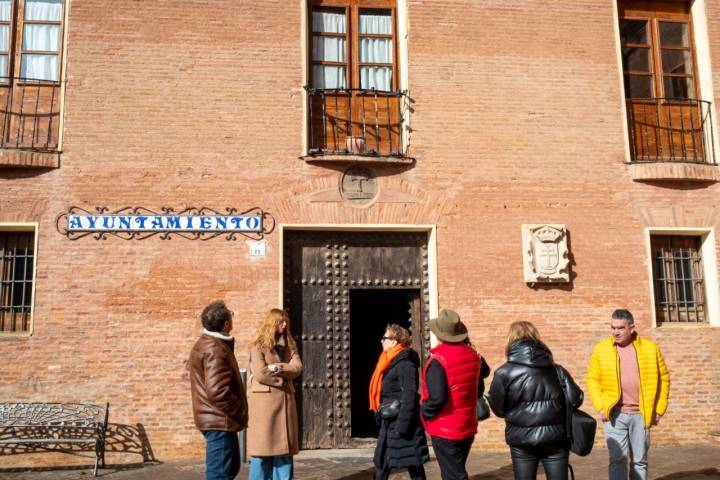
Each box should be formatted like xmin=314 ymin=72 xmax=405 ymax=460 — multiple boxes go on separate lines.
xmin=283 ymin=230 xmax=430 ymax=449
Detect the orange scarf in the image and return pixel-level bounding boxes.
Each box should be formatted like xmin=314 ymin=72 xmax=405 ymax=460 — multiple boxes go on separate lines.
xmin=368 ymin=344 xmax=407 ymax=412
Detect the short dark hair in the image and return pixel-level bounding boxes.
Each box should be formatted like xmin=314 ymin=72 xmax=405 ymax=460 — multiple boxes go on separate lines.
xmin=201 ymin=300 xmax=231 ymax=332
xmin=611 ymin=309 xmax=634 ymax=326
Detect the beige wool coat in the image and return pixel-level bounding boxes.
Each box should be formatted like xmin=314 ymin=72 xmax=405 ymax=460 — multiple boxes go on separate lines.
xmin=247 ymin=342 xmax=303 ymax=457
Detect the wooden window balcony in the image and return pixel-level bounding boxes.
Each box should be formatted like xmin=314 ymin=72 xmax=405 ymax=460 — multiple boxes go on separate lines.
xmin=305 ymin=87 xmax=409 ymax=161
xmin=626 ymin=98 xmax=715 ymax=165
xmin=0 ymin=76 xmax=61 ymax=153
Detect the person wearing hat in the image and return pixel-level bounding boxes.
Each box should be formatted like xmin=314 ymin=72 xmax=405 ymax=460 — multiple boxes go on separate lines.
xmin=420 ymin=309 xmax=489 ymax=480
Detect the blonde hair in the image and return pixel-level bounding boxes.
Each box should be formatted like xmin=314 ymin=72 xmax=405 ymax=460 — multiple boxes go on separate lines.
xmin=506 ymin=321 xmax=542 ymax=355
xmin=385 ymin=324 xmax=412 ymax=347
xmin=250 ymin=309 xmax=297 ymax=351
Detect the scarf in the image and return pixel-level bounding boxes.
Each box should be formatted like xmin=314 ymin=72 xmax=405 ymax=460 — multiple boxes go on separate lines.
xmin=368 ymin=344 xmax=407 ymax=412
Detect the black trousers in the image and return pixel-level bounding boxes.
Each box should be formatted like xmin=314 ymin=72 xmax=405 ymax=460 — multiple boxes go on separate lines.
xmin=510 ymin=446 xmax=569 ymax=480
xmin=431 ymin=436 xmax=474 ymax=480
xmin=373 ymin=464 xmax=426 ymax=480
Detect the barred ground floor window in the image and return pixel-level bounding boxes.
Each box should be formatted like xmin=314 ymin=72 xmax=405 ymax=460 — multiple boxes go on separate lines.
xmin=650 ymin=234 xmax=707 ymax=324
xmin=0 ymin=227 xmax=35 ymax=333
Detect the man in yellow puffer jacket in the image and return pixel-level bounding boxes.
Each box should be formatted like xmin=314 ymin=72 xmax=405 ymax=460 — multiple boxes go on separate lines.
xmin=586 ymin=309 xmax=669 ymax=480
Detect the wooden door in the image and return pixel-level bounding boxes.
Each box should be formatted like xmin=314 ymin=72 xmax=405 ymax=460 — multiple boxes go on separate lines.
xmin=283 ymin=231 xmax=429 ymax=449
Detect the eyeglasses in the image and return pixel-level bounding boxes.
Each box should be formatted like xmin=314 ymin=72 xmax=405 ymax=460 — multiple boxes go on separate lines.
xmin=381 ymin=336 xmax=394 ymax=341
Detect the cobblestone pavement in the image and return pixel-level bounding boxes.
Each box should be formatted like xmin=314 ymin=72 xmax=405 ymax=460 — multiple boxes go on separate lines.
xmin=0 ymin=444 xmax=718 ymax=479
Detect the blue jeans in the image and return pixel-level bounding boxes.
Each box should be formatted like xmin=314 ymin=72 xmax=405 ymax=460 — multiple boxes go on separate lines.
xmin=248 ymin=456 xmax=293 ymax=480
xmin=203 ymin=430 xmax=240 ymax=480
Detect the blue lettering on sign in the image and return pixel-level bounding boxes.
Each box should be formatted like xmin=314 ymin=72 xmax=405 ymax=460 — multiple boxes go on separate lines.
xmin=66 ymin=213 xmax=263 ymax=232
xmin=102 ymin=216 xmax=116 ymax=229
xmin=151 ymin=217 xmax=164 ymax=229
xmin=69 ymin=215 xmax=83 ymax=230
xmin=246 ymin=216 xmax=260 ymax=231
xmin=166 ymin=216 xmax=181 ymax=229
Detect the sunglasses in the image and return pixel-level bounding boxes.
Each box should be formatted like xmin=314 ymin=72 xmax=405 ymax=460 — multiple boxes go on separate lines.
xmin=381 ymin=336 xmax=394 ymax=341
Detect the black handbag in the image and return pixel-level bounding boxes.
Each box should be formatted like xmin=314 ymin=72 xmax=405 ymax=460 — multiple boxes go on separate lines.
xmin=566 ymin=407 xmax=597 ymax=456
xmin=476 ymin=395 xmax=491 ymax=421
xmin=555 ymin=365 xmax=597 ymax=456
xmin=379 ymin=399 xmax=401 ymax=419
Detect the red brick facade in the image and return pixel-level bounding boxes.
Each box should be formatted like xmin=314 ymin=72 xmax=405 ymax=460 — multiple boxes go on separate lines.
xmin=1 ymin=0 xmax=719 ymax=465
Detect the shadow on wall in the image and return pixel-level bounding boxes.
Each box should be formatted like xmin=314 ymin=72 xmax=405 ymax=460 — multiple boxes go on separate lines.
xmin=0 ymin=422 xmax=158 ymax=473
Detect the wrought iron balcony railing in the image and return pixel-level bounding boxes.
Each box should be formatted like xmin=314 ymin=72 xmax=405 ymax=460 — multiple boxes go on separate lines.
xmin=306 ymin=87 xmax=408 ymax=158
xmin=626 ymin=98 xmax=715 ymax=165
xmin=0 ymin=76 xmax=61 ymax=153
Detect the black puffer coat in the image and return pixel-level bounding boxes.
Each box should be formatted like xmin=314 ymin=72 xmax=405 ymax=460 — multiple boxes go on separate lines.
xmin=373 ymin=348 xmax=430 ymax=469
xmin=487 ymin=340 xmax=583 ymax=449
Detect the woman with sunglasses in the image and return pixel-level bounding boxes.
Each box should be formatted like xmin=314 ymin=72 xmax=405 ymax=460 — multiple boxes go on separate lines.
xmin=369 ymin=324 xmax=429 ymax=480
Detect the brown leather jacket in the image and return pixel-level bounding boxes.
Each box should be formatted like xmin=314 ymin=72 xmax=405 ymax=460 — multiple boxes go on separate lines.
xmin=189 ymin=333 xmax=248 ymax=432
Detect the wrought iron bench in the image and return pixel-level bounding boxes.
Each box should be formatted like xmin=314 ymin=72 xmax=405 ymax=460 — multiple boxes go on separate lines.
xmin=0 ymin=402 xmax=109 ymax=476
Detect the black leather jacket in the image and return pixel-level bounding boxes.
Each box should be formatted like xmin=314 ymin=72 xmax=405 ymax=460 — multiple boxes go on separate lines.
xmin=487 ymin=340 xmax=583 ymax=449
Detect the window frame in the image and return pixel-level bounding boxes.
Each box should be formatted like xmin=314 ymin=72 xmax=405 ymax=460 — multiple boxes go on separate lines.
xmin=619 ymin=0 xmax=700 ymax=101
xmin=1 ymin=0 xmax=66 ymax=84
xmin=645 ymin=227 xmax=719 ymax=328
xmin=308 ymin=0 xmax=399 ymax=92
xmin=0 ymin=222 xmax=38 ymax=337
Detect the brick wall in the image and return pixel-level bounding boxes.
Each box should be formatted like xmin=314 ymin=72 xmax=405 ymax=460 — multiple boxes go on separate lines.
xmin=0 ymin=0 xmax=718 ymax=465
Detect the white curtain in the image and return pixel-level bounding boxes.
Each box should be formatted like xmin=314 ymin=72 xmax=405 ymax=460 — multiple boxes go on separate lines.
xmin=21 ymin=54 xmax=57 ymax=81
xmin=313 ymin=36 xmax=345 ymax=63
xmin=360 ymin=38 xmax=391 ymax=63
xmin=0 ymin=25 xmax=8 ymax=50
xmin=313 ymin=65 xmax=346 ymax=89
xmin=312 ymin=11 xmax=347 ymax=89
xmin=359 ymin=12 xmax=392 ymax=90
xmin=0 ymin=0 xmax=10 ymax=78
xmin=25 ymin=0 xmax=63 ymax=21
xmin=312 ymin=11 xmax=345 ymax=34
xmin=360 ymin=67 xmax=391 ymax=91
xmin=359 ymin=13 xmax=391 ymax=35
xmin=0 ymin=0 xmax=10 ymax=21
xmin=21 ymin=0 xmax=62 ymax=80
xmin=23 ymin=24 xmax=60 ymax=50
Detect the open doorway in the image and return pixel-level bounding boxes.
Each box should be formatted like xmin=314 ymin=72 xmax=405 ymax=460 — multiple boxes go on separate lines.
xmin=349 ymin=289 xmax=419 ymax=438
xmin=284 ymin=229 xmax=431 ymax=449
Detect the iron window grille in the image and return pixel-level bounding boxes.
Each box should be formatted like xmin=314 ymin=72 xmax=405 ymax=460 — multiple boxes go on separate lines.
xmin=651 ymin=235 xmax=706 ymax=324
xmin=0 ymin=230 xmax=34 ymax=332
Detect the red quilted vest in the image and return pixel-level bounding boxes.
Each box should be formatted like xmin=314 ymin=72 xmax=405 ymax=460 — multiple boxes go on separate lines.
xmin=421 ymin=342 xmax=480 ymax=440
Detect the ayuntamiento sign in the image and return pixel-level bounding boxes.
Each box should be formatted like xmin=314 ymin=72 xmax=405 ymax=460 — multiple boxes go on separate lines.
xmin=57 ymin=206 xmax=272 ymax=240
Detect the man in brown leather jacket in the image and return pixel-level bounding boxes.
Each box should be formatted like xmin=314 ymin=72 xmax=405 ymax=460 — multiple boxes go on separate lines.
xmin=189 ymin=300 xmax=248 ymax=480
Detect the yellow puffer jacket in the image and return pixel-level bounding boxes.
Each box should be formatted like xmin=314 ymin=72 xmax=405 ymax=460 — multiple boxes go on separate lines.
xmin=586 ymin=335 xmax=669 ymax=428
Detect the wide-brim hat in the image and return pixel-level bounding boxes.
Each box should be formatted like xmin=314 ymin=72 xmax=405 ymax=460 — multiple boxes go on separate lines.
xmin=429 ymin=309 xmax=468 ymax=343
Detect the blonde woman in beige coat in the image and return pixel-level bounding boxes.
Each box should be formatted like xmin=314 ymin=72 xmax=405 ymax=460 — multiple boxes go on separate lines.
xmin=247 ymin=309 xmax=303 ymax=480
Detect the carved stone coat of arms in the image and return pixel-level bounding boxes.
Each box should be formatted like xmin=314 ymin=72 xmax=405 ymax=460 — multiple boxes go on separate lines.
xmin=521 ymin=224 xmax=570 ymax=283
